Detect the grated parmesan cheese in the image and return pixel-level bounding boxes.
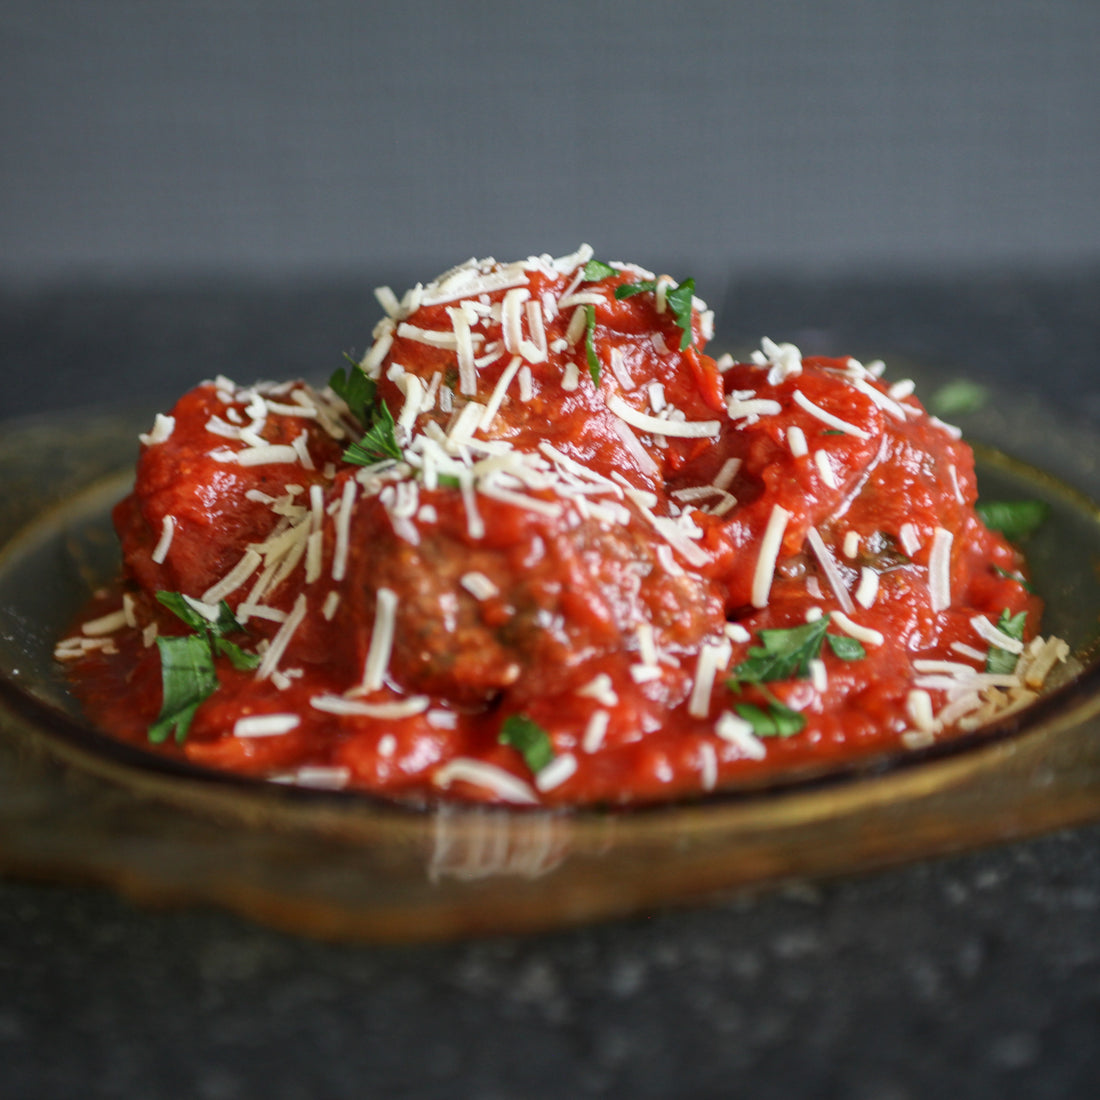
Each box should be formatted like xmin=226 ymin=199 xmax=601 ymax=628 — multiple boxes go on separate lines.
xmin=928 ymin=527 xmax=953 ymax=612
xmin=234 ymin=714 xmax=300 ymax=738
xmin=433 ymin=758 xmax=538 ymax=804
xmin=151 ymin=515 xmax=176 ymax=564
xmin=357 ymin=587 xmax=398 ymax=695
xmin=829 ymin=610 xmax=885 ymax=647
xmin=793 ymin=390 xmax=872 ymax=439
xmin=752 ymin=505 xmax=790 ymax=608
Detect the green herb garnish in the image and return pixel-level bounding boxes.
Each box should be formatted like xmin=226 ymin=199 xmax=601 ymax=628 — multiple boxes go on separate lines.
xmin=498 ymin=714 xmax=555 ymax=774
xmin=986 ymin=609 xmax=1027 ymax=675
xmin=149 ymin=593 xmax=259 ymax=744
xmin=826 ymin=632 xmax=867 ymax=661
xmin=155 ymin=592 xmax=260 ymax=669
xmin=993 ymin=564 xmax=1035 ymax=594
xmin=976 ymin=499 xmax=1049 ymax=542
xmin=584 ymin=304 xmax=600 ymax=385
xmin=156 ymin=591 xmax=240 ymax=636
xmin=330 ymin=357 xmax=403 ymax=466
xmin=330 ymin=357 xmax=378 ymax=428
xmin=931 ymin=379 xmax=988 ymax=417
xmin=614 ymin=276 xmax=697 ymax=350
xmin=149 ymin=634 xmax=220 ymax=745
xmin=582 ymin=259 xmax=616 ymax=282
xmin=728 ymin=617 xmax=865 ymax=689
xmin=614 ymin=279 xmax=657 ymax=300
xmin=663 ymin=279 xmax=697 ymax=351
xmin=735 ymin=699 xmax=805 ymax=738
xmin=343 ymin=399 xmax=402 ymax=466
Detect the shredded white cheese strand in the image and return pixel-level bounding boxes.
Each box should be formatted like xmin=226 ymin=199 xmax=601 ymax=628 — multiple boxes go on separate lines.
xmin=151 ymin=515 xmax=176 ymax=564
xmin=928 ymin=527 xmax=953 ymax=612
xmin=752 ymin=505 xmax=790 ymax=608
xmin=805 ymin=526 xmax=855 ymax=614
xmin=606 ymin=394 xmax=721 ymax=439
xmin=433 ymin=758 xmax=538 ymax=804
xmin=357 ymin=587 xmax=398 ymax=695
xmin=234 ymin=714 xmax=300 ymax=738
xmin=792 ymin=390 xmax=872 ymax=440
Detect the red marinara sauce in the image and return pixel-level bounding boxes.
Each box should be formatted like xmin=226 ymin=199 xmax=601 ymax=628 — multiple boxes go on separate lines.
xmin=60 ymin=247 xmax=1050 ymax=806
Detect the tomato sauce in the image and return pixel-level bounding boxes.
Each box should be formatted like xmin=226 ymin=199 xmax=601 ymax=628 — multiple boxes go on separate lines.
xmin=60 ymin=247 xmax=1053 ymax=806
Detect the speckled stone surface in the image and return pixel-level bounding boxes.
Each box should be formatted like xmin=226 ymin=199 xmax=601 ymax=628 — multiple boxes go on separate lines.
xmin=1 ymin=827 xmax=1099 ymax=1099
xmin=1 ymin=272 xmax=1099 ymax=1098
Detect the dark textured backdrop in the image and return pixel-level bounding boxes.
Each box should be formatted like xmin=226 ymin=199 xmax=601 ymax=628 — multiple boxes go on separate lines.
xmin=3 ymin=1 xmax=1099 ymax=289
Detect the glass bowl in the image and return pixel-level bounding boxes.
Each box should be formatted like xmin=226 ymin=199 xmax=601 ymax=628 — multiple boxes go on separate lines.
xmin=1 ymin=367 xmax=1099 ymax=941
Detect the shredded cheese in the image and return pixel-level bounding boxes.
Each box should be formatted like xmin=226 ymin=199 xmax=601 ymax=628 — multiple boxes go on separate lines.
xmin=234 ymin=714 xmax=300 ymax=738
xmin=151 ymin=515 xmax=176 ymax=564
xmin=793 ymin=390 xmax=872 ymax=439
xmin=928 ymin=527 xmax=953 ymax=612
xmin=433 ymin=758 xmax=538 ymax=804
xmin=607 ymin=394 xmax=721 ymax=439
xmin=829 ymin=610 xmax=885 ymax=647
xmin=357 ymin=587 xmax=398 ymax=695
xmin=805 ymin=526 xmax=855 ymax=614
xmin=752 ymin=505 xmax=790 ymax=608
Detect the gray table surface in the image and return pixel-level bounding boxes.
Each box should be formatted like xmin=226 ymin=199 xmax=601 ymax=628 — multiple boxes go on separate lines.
xmin=1 ymin=271 xmax=1099 ymax=1099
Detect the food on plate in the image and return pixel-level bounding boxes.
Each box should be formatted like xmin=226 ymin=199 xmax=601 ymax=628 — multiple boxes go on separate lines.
xmin=55 ymin=245 xmax=1070 ymax=805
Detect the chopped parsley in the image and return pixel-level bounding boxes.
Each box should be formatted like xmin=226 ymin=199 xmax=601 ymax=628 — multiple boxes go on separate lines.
xmin=614 ymin=280 xmax=658 ymax=299
xmin=330 ymin=359 xmax=403 ymax=466
xmin=330 ymin=358 xmax=378 ymax=428
xmin=993 ymin=564 xmax=1035 ymax=593
xmin=986 ymin=608 xmax=1027 ymax=675
xmin=735 ymin=699 xmax=805 ymax=738
xmin=149 ymin=635 xmax=219 ymax=745
xmin=582 ymin=258 xmax=616 ymax=282
xmin=343 ymin=398 xmax=402 ymax=465
xmin=584 ymin=304 xmax=600 ymax=385
xmin=149 ymin=592 xmax=259 ymax=744
xmin=931 ymin=378 xmax=988 ymax=417
xmin=614 ymin=276 xmax=697 ymax=350
xmin=826 ymin=633 xmax=867 ymax=661
xmin=976 ymin=499 xmax=1049 ymax=542
xmin=728 ymin=617 xmax=865 ymax=689
xmin=498 ymin=714 xmax=555 ymax=775
xmin=724 ymin=619 xmax=865 ymax=739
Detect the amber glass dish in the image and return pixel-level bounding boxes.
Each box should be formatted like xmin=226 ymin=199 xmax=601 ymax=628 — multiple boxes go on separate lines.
xmin=1 ymin=366 xmax=1099 ymax=941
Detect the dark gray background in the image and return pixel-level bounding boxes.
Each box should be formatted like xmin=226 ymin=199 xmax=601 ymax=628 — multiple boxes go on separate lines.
xmin=3 ymin=0 xmax=1099 ymax=291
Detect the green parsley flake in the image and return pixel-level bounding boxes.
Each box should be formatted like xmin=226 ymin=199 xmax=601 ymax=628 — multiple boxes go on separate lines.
xmin=663 ymin=278 xmax=697 ymax=351
xmin=149 ymin=634 xmax=220 ymax=744
xmin=931 ymin=378 xmax=988 ymax=417
xmin=986 ymin=609 xmax=1027 ymax=675
xmin=728 ymin=617 xmax=864 ymax=689
xmin=149 ymin=591 xmax=259 ymax=743
xmin=156 ymin=591 xmax=244 ymax=638
xmin=344 ymin=399 xmax=403 ymax=466
xmin=735 ymin=700 xmax=805 ymax=738
xmin=826 ymin=632 xmax=867 ymax=662
xmin=976 ymin=499 xmax=1049 ymax=542
xmin=613 ymin=280 xmax=657 ymax=300
xmin=584 ymin=304 xmax=600 ymax=385
xmin=329 ymin=359 xmax=378 ymax=428
xmin=582 ymin=259 xmax=616 ymax=282
xmin=498 ymin=714 xmax=555 ymax=775
xmin=993 ymin=564 xmax=1035 ymax=594
xmin=614 ymin=277 xmax=697 ymax=350
xmin=329 ymin=357 xmax=403 ymax=466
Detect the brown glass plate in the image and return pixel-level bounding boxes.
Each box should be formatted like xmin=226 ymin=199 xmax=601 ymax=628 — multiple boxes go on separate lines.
xmin=1 ymin=370 xmax=1099 ymax=942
